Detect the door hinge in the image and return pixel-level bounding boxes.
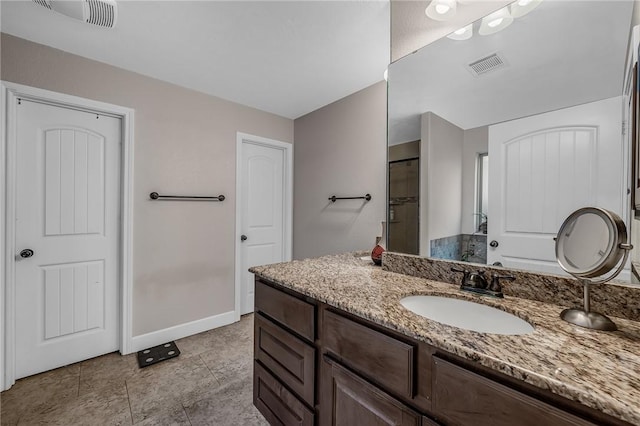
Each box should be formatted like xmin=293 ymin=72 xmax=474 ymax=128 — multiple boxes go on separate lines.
xmin=622 ymin=120 xmax=627 ymax=136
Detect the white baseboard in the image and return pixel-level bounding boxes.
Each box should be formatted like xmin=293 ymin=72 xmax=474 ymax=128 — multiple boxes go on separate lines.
xmin=129 ymin=310 xmax=237 ymax=353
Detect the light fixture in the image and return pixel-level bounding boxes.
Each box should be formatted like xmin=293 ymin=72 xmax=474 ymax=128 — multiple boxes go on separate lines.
xmin=478 ymin=7 xmax=513 ymax=35
xmin=425 ymin=0 xmax=457 ymax=22
xmin=447 ymin=24 xmax=473 ymax=41
xmin=510 ymin=0 xmax=543 ymax=18
xmin=383 ymin=69 xmax=389 ymax=82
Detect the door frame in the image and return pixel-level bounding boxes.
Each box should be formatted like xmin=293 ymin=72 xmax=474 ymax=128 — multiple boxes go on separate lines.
xmin=234 ymin=132 xmax=293 ymax=320
xmin=0 ymin=81 xmax=135 ymax=390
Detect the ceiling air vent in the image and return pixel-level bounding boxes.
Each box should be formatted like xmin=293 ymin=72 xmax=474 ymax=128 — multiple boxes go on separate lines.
xmin=85 ymin=0 xmax=116 ymax=28
xmin=32 ymin=0 xmax=52 ymax=10
xmin=31 ymin=0 xmax=117 ymax=28
xmin=467 ymin=52 xmax=507 ymax=77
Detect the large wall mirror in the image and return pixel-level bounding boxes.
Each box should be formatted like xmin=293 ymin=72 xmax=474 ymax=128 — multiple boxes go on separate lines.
xmin=387 ymin=0 xmax=636 ymax=278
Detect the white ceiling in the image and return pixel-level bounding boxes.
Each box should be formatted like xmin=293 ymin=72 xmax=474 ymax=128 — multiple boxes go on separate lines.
xmin=389 ymin=0 xmax=634 ymax=144
xmin=0 ymin=0 xmax=390 ymax=119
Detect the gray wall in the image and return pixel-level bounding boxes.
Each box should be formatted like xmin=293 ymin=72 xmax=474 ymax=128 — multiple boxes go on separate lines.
xmin=293 ymin=82 xmax=387 ymax=259
xmin=420 ymin=112 xmax=463 ymax=256
xmin=1 ymin=33 xmax=294 ymax=336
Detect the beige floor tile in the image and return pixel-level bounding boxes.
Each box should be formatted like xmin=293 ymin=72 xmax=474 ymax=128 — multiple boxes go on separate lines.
xmin=198 ymin=338 xmax=253 ymax=385
xmin=1 ymin=364 xmax=80 ymax=425
xmin=79 ymin=352 xmax=140 ymax=396
xmin=212 ymin=315 xmax=253 ymax=343
xmin=176 ymin=315 xmax=253 ymax=360
xmin=17 ymin=382 xmax=131 ymax=426
xmin=183 ymin=375 xmax=267 ymax=426
xmin=132 ymin=406 xmax=191 ymax=426
xmin=1 ymin=313 xmax=260 ymax=425
xmin=126 ymin=356 xmax=220 ymax=424
xmin=174 ymin=330 xmax=219 ymax=360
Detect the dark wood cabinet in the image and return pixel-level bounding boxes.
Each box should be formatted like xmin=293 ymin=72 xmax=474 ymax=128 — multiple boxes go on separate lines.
xmin=321 ymin=356 xmax=422 ymax=426
xmin=433 ymin=357 xmax=596 ymax=426
xmin=255 ymin=313 xmax=315 ymax=405
xmin=255 ymin=280 xmax=315 ymax=342
xmin=253 ymin=280 xmax=317 ymax=426
xmin=323 ymin=309 xmax=415 ymax=399
xmin=253 ymin=277 xmax=629 ymax=426
xmin=254 ymin=362 xmax=314 ymax=426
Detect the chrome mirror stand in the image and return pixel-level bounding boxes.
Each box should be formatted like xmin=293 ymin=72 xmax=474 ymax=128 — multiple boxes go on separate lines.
xmin=560 ymin=243 xmax=632 ymax=331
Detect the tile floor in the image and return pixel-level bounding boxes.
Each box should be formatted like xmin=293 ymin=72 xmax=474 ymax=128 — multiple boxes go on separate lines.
xmin=0 ymin=314 xmax=268 ymax=425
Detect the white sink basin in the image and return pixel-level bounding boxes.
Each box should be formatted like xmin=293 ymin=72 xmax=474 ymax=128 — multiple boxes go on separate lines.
xmin=400 ymin=295 xmax=534 ymax=335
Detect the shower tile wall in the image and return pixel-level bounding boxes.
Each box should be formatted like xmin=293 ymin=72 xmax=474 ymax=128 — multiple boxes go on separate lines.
xmin=462 ymin=234 xmax=487 ymax=264
xmin=430 ymin=234 xmax=486 ymax=264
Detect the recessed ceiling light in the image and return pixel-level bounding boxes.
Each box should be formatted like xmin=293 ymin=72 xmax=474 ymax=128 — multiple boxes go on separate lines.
xmin=425 ymin=0 xmax=457 ymax=22
xmin=511 ymin=0 xmax=543 ymax=18
xmin=435 ymin=4 xmax=450 ymax=14
xmin=479 ymin=7 xmax=513 ymax=35
xmin=447 ymin=24 xmax=473 ymax=41
xmin=488 ymin=18 xmax=504 ymax=28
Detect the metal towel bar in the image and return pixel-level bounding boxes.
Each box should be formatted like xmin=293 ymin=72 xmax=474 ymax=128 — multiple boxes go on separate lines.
xmin=149 ymin=192 xmax=225 ymax=201
xmin=328 ymin=194 xmax=371 ymax=203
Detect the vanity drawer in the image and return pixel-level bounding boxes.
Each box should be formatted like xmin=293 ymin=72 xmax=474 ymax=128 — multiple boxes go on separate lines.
xmin=433 ymin=357 xmax=596 ymax=426
xmin=322 ymin=309 xmax=415 ymax=399
xmin=255 ymin=313 xmax=315 ymax=405
xmin=254 ymin=361 xmax=314 ymax=426
xmin=255 ymin=279 xmax=315 ymax=341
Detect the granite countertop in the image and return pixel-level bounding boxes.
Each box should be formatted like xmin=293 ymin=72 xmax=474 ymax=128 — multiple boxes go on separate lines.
xmin=250 ymin=252 xmax=640 ymax=425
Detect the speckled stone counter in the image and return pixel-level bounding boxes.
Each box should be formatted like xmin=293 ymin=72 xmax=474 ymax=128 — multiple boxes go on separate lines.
xmin=384 ymin=252 xmax=640 ymax=322
xmin=250 ymin=253 xmax=640 ymax=425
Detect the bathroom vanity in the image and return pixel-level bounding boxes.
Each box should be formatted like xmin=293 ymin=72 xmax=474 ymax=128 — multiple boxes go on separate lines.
xmin=251 ymin=253 xmax=640 ymax=426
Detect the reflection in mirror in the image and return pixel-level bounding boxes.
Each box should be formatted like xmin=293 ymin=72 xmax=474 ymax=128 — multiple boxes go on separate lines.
xmin=475 ymin=153 xmax=488 ymax=235
xmin=555 ymin=207 xmax=633 ymax=330
xmin=560 ymin=212 xmax=611 ymax=272
xmin=387 ymin=0 xmax=635 ymax=279
xmin=388 ymin=142 xmax=420 ymax=254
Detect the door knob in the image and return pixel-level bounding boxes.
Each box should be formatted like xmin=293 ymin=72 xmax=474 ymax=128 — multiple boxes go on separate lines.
xmin=240 ymin=235 xmax=248 ymax=242
xmin=489 ymin=240 xmax=499 ymax=248
xmin=19 ymin=249 xmax=34 ymax=258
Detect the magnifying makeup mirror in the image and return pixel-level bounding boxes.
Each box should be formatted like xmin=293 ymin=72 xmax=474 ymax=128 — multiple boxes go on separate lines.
xmin=555 ymin=207 xmax=633 ymax=331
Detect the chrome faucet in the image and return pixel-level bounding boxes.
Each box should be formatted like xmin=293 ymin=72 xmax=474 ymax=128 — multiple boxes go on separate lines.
xmin=466 ymin=270 xmax=488 ymax=289
xmin=451 ymin=267 xmax=514 ymax=298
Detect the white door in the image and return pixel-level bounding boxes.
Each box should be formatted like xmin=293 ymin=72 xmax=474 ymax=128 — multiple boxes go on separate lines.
xmin=487 ymin=97 xmax=622 ymax=274
xmin=15 ymin=100 xmax=121 ymax=379
xmin=238 ymin=139 xmax=287 ymax=314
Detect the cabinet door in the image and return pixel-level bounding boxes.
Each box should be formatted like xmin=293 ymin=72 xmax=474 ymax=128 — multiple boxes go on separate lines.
xmin=433 ymin=357 xmax=597 ymax=426
xmin=322 ymin=357 xmax=421 ymax=426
